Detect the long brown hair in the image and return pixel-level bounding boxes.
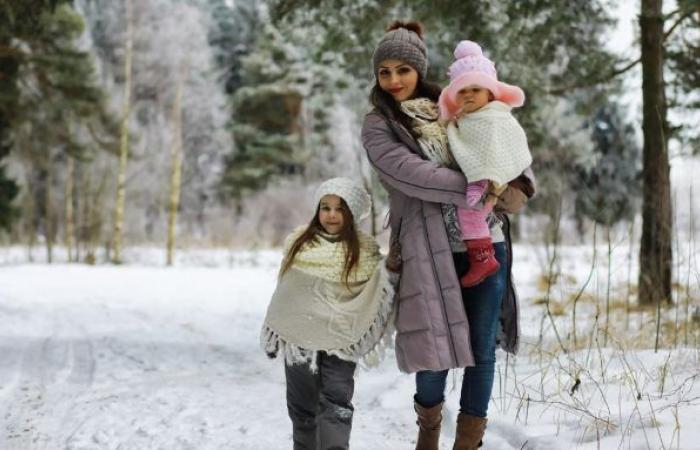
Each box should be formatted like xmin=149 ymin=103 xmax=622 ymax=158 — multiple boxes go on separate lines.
xmin=280 ymin=198 xmax=361 ymax=288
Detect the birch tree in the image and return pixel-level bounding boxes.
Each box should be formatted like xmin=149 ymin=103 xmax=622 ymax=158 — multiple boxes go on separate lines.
xmin=112 ymin=0 xmax=134 ymax=264
xmin=80 ymin=0 xmax=229 ymax=246
xmin=166 ymin=64 xmax=187 ymax=266
xmin=64 ymin=157 xmax=75 ymax=261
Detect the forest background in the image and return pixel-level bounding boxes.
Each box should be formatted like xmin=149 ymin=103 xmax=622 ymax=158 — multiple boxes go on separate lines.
xmin=0 ymin=0 xmax=698 ymax=304
xmin=1 ymin=1 xmax=700 ymax=448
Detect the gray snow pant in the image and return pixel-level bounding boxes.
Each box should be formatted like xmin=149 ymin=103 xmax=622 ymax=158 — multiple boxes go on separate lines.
xmin=285 ymin=352 xmax=356 ymax=450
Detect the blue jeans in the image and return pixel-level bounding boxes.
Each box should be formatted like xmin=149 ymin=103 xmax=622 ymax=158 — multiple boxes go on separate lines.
xmin=415 ymin=242 xmax=507 ymax=418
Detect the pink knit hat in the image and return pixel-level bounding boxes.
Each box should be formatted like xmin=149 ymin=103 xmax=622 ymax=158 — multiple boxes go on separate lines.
xmin=438 ymin=40 xmax=525 ymax=121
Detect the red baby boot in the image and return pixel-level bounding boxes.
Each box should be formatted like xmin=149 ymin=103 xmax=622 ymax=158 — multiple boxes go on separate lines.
xmin=460 ymin=238 xmax=500 ymax=288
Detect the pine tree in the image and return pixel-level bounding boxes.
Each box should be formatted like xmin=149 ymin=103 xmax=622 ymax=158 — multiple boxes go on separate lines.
xmin=0 ymin=149 xmax=19 ymax=231
xmin=665 ymin=0 xmax=700 ymax=153
xmin=220 ymin=20 xmax=308 ymax=202
xmin=267 ymin=0 xmax=623 ymax=230
xmin=205 ymin=0 xmax=259 ymax=95
xmin=574 ymin=103 xmax=641 ymax=227
xmin=638 ymin=0 xmax=673 ymax=305
xmin=2 ymin=1 xmax=118 ymax=252
xmin=0 ymin=0 xmax=73 ymax=231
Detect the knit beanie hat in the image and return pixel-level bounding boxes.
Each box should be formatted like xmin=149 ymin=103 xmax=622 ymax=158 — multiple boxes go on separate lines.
xmin=438 ymin=40 xmax=525 ymax=121
xmin=314 ymin=177 xmax=371 ymax=221
xmin=372 ymin=21 xmax=427 ymax=78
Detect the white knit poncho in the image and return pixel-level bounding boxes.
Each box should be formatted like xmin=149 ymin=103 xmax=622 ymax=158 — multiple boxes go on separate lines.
xmin=260 ymin=227 xmax=395 ymax=372
xmin=446 ymin=100 xmax=532 ymax=187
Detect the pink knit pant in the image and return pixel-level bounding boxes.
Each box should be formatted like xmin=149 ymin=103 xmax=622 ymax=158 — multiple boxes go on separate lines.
xmin=457 ymin=180 xmax=492 ymax=240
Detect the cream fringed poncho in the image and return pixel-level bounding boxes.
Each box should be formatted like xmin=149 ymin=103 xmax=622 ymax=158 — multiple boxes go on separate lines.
xmin=260 ymin=226 xmax=395 ymax=371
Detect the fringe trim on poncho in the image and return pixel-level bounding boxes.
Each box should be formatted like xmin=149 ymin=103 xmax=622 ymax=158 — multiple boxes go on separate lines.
xmin=261 ymin=225 xmax=396 ymax=373
xmin=260 ymin=264 xmax=395 ymax=372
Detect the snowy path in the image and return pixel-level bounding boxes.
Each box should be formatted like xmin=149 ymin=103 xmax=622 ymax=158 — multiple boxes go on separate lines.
xmin=1 ymin=249 xmax=698 ymax=449
xmin=0 ymin=262 xmax=543 ymax=449
xmin=0 ymin=264 xmax=284 ymax=449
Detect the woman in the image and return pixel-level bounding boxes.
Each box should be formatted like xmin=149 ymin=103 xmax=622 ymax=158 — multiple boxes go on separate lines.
xmin=361 ymin=21 xmax=535 ymax=450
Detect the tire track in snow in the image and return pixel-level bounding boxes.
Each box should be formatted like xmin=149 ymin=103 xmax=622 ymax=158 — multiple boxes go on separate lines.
xmin=3 ymin=337 xmax=54 ymax=449
xmin=1 ymin=336 xmax=97 ymax=450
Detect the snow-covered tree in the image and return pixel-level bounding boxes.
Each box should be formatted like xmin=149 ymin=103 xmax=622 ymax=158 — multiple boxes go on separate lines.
xmin=574 ymin=103 xmax=641 ymax=227
xmin=78 ymin=0 xmax=231 ymax=247
xmin=0 ymin=0 xmax=79 ymax=232
xmin=268 ymin=0 xmax=623 ymax=235
xmin=2 ymin=3 xmax=118 ymax=260
xmin=220 ymin=13 xmax=308 ymax=203
xmin=205 ymin=0 xmax=260 ymax=95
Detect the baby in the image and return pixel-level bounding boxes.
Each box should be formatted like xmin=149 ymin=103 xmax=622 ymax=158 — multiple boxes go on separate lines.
xmin=438 ymin=40 xmax=532 ymax=287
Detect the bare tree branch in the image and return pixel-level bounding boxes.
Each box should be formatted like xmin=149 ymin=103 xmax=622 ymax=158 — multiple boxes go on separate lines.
xmin=546 ymin=57 xmax=641 ymax=96
xmin=545 ymin=6 xmax=695 ymax=97
xmin=664 ymin=8 xmax=696 ymax=41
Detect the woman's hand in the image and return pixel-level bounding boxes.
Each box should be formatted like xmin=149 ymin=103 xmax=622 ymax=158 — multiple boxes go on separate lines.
xmin=494 ymin=187 xmax=527 ymax=214
xmin=492 ymin=178 xmax=532 ymax=214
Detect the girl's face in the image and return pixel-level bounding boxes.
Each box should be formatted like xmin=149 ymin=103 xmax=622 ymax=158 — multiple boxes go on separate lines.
xmin=455 ymin=86 xmax=492 ymax=114
xmin=318 ymin=194 xmax=346 ymax=235
xmin=377 ymin=59 xmax=419 ymax=102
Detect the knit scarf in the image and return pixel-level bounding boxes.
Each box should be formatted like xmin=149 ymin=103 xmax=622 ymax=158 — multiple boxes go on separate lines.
xmin=279 ymin=227 xmax=380 ymax=284
xmin=260 ymin=227 xmax=395 ymax=372
xmin=400 ymin=98 xmax=456 ymax=167
xmin=401 ymin=98 xmax=466 ymax=249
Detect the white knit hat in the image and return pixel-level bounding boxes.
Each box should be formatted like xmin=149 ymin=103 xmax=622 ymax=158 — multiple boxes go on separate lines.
xmin=313 ymin=177 xmax=371 ymax=221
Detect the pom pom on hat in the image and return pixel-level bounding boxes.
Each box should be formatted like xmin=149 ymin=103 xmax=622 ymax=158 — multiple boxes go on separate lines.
xmin=386 ymin=20 xmax=424 ymax=38
xmin=454 ymin=40 xmax=482 ymax=59
xmin=446 ymin=40 xmax=497 ymax=80
xmin=313 ymin=177 xmax=371 ymax=221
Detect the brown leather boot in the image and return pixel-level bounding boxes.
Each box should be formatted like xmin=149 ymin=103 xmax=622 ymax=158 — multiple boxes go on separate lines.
xmin=414 ymin=401 xmax=443 ymax=450
xmin=459 ymin=238 xmax=500 ymax=288
xmin=453 ymin=413 xmax=487 ymax=450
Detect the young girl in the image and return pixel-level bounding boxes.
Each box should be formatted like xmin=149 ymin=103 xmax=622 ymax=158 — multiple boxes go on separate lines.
xmin=260 ymin=177 xmax=394 ymax=450
xmin=438 ymin=40 xmax=533 ymax=287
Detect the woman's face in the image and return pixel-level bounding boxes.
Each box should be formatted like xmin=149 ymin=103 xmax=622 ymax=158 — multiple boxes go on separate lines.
xmin=377 ymin=59 xmax=418 ymax=102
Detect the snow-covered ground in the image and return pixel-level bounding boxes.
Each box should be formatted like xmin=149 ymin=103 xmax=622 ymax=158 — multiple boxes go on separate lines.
xmin=1 ymin=242 xmax=698 ymax=449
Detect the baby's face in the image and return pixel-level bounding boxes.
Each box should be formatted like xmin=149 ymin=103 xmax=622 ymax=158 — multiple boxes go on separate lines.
xmin=455 ymin=86 xmax=492 ymax=114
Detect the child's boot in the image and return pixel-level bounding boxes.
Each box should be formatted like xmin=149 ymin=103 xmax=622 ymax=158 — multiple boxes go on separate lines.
xmin=460 ymin=237 xmax=499 ymax=288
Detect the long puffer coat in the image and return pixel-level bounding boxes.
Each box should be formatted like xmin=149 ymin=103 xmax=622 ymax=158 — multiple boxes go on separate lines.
xmin=361 ymin=104 xmax=534 ymax=373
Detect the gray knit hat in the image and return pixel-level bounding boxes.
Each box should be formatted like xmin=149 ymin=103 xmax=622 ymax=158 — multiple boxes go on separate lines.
xmin=313 ymin=177 xmax=371 ymax=221
xmin=372 ymin=25 xmax=428 ymax=79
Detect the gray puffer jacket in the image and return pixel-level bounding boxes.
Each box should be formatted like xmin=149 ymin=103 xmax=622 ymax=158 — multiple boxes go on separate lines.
xmin=361 ymin=105 xmax=534 ymax=373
